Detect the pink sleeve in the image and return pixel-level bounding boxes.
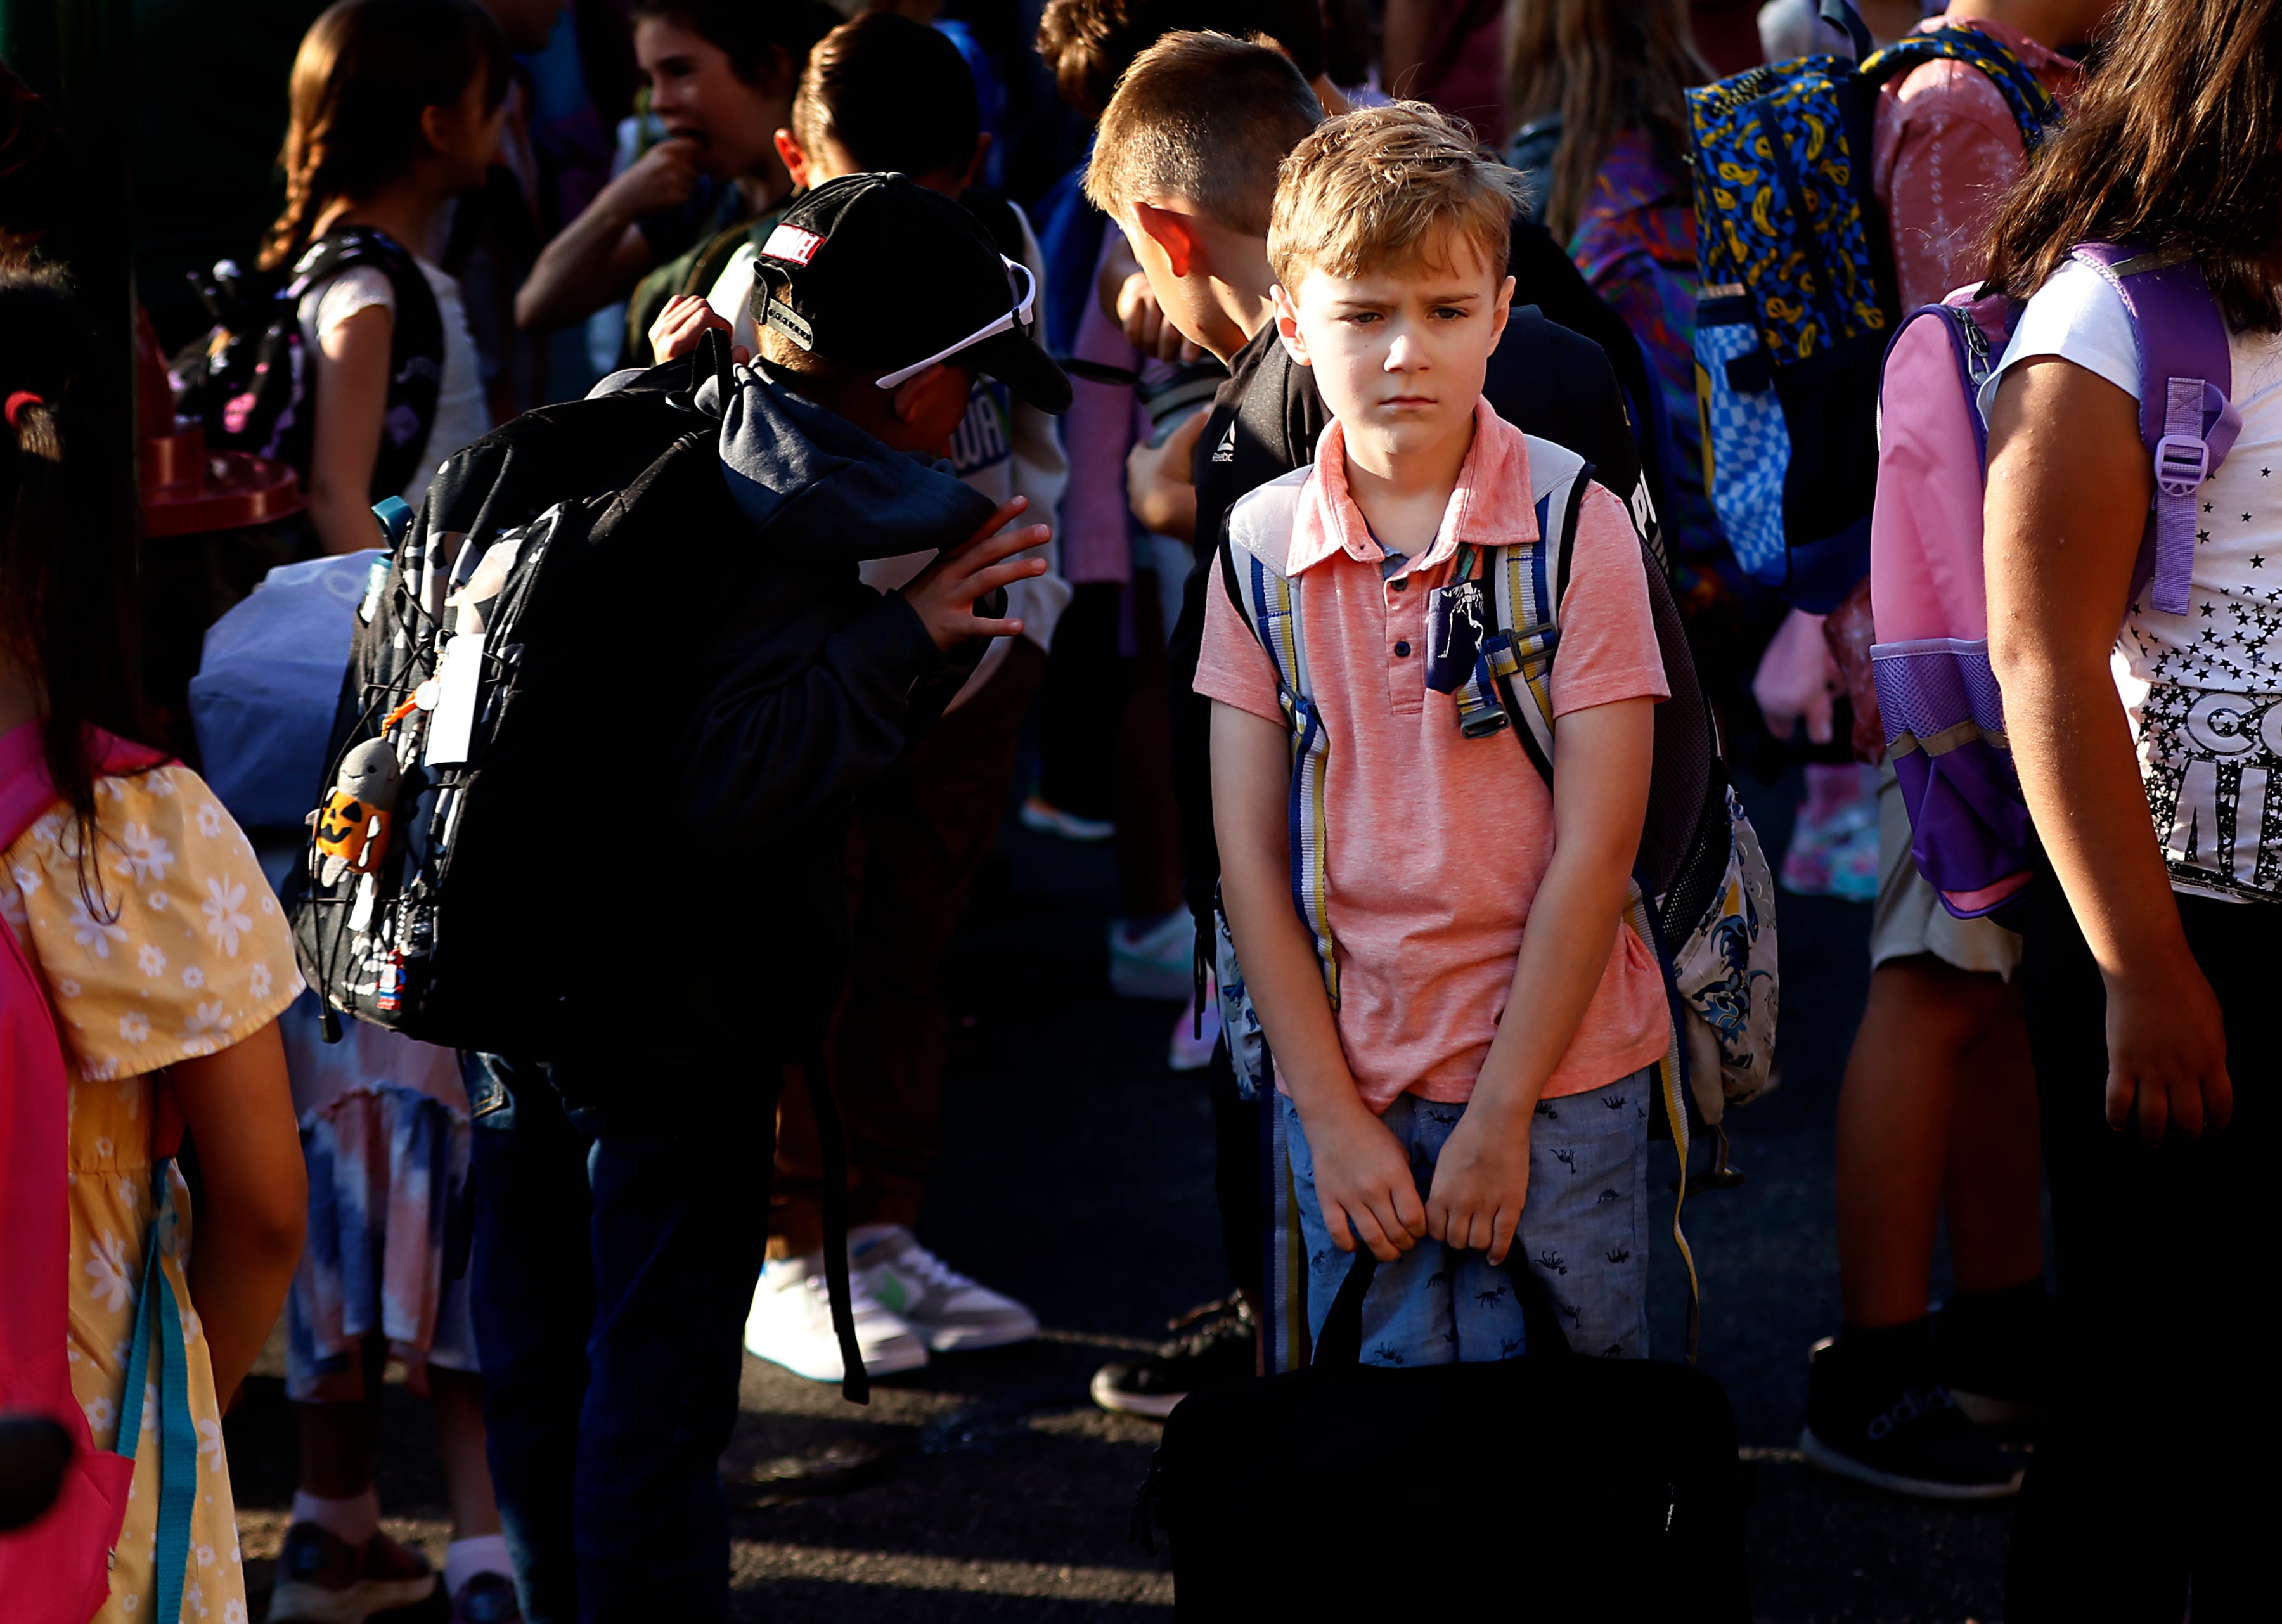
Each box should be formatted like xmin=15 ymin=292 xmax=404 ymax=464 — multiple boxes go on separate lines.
xmin=1057 ymin=235 xmax=1145 ymax=586
xmin=1871 ymin=61 xmax=2029 ymax=313
xmin=1193 ymin=567 xmax=1287 ymax=726
xmin=1550 ymin=484 xmax=1670 ymax=718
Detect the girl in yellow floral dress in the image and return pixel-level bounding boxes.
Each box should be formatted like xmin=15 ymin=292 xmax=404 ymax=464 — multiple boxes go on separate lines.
xmin=0 ymin=267 xmax=307 ymax=1622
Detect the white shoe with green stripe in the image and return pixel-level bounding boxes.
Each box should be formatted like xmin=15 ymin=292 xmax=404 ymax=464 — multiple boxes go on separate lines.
xmin=852 ymin=1226 xmax=1039 ymax=1353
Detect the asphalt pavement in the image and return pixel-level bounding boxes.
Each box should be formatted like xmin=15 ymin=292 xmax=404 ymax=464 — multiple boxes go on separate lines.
xmin=224 ymin=770 xmax=2030 ymax=1623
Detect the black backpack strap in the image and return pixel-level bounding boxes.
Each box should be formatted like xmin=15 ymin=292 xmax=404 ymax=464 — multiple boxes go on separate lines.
xmin=297 ymin=226 xmax=447 ymax=498
xmin=797 ymin=1043 xmax=870 ymax=1405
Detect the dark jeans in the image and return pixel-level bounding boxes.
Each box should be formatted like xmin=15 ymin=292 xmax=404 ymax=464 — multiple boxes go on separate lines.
xmin=463 ymin=1053 xmax=777 ymax=1624
xmin=772 ymin=643 xmax=1041 ymax=1255
xmin=2009 ymin=882 xmax=2272 ymax=1622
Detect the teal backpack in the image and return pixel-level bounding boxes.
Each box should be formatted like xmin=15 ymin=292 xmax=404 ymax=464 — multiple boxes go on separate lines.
xmin=1686 ymin=0 xmax=2058 ymax=611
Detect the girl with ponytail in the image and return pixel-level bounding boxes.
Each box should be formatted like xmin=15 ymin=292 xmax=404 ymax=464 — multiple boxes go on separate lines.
xmin=263 ymin=0 xmax=508 ymax=554
xmin=1 ymin=266 xmax=307 ymax=1624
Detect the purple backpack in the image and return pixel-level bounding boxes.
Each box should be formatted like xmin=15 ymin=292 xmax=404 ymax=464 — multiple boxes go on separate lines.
xmin=1868 ymin=243 xmax=2242 ymax=925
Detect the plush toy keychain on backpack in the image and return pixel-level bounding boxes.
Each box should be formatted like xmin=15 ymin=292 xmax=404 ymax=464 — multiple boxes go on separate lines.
xmin=312 ymin=737 xmax=401 ymax=887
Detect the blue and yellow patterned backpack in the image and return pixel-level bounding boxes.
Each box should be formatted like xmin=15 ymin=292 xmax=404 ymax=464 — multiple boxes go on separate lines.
xmin=1686 ymin=0 xmax=2058 ymax=611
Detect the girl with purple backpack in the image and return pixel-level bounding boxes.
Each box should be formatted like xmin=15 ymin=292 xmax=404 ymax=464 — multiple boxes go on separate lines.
xmin=1978 ymin=0 xmax=2282 ymax=1611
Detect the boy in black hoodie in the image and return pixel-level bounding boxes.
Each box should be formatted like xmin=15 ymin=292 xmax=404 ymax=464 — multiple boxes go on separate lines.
xmin=464 ymin=173 xmax=1069 ymax=1624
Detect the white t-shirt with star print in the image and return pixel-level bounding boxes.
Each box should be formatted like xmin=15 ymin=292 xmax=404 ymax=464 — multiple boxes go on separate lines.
xmin=1987 ymin=259 xmax=2282 ymax=900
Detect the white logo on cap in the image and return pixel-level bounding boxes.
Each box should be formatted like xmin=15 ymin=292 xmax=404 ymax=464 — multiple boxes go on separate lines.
xmin=763 ymin=224 xmax=823 ymax=266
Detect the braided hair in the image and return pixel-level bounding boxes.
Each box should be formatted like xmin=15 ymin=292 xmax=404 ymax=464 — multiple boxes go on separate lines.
xmin=0 ymin=267 xmax=148 ymax=906
xmin=260 ymin=0 xmax=509 ymax=272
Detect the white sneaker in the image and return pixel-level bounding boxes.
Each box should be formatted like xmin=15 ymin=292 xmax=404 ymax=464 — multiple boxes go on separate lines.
xmin=1108 ymin=909 xmax=1195 ymax=1001
xmin=745 ymin=1252 xmax=930 ymax=1382
xmin=853 ymin=1227 xmax=1039 ymax=1352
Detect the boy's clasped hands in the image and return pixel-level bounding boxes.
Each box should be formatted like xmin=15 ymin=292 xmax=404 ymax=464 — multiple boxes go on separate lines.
xmin=1307 ymin=1081 xmax=1536 ymax=1268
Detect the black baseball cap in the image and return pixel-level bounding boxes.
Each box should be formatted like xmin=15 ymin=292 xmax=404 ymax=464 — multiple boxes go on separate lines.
xmin=751 ymin=172 xmax=1072 ymax=415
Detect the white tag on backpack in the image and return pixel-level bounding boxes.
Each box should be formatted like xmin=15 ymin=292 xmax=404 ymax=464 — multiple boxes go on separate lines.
xmin=423 ymin=630 xmax=485 ymax=767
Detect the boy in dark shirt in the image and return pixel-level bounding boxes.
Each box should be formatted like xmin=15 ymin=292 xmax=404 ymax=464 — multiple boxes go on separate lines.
xmin=466 ymin=174 xmax=1069 ymax=1621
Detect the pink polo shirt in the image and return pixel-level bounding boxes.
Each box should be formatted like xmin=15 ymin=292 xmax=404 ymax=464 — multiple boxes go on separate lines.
xmin=1871 ymin=14 xmax=2083 ymax=313
xmin=1196 ymin=403 xmax=1672 ymax=1114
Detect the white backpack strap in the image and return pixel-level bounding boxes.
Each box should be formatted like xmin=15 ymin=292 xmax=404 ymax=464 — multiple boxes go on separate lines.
xmin=1479 ymin=435 xmax=1591 ymax=782
xmin=1220 ymin=469 xmax=1341 ymax=1009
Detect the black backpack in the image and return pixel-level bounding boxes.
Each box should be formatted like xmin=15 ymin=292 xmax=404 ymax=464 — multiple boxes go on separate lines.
xmin=173 ymin=226 xmax=446 ymax=501
xmin=288 ymin=337 xmax=739 ymax=1059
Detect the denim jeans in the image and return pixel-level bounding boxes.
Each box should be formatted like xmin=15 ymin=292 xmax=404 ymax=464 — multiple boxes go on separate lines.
xmin=1282 ymin=1071 xmax=1652 ymax=1366
xmin=463 ymin=1052 xmax=777 ymax=1624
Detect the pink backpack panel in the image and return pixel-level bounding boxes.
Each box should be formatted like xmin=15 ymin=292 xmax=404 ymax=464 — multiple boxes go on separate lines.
xmin=0 ymin=725 xmax=149 ymax=1620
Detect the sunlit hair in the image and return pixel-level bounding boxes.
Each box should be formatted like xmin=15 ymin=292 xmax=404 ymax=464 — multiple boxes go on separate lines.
xmin=1036 ymin=0 xmax=1325 ymax=122
xmin=1082 ymin=30 xmax=1322 ymax=236
xmin=261 ymin=0 xmax=509 ymax=271
xmin=1505 ymin=0 xmax=1710 ymax=243
xmin=789 ymin=11 xmax=979 ymax=181
xmin=1984 ymin=0 xmax=2282 ymax=331
xmin=1268 ymin=103 xmax=1523 ymax=293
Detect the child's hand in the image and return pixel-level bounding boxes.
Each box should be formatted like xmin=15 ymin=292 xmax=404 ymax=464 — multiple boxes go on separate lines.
xmin=1114 ymin=271 xmax=1206 ymax=364
xmin=648 ymin=294 xmax=750 ymax=366
xmin=1753 ymin=606 xmax=1838 ymax=745
xmin=1425 ymin=1102 xmax=1531 ymax=1266
xmin=901 ymin=496 xmax=1050 ymax=652
xmin=1126 ymin=407 xmax=1206 ymax=543
xmin=2105 ymin=952 xmax=2233 ymax=1143
xmin=600 ymin=136 xmax=702 ymax=222
xmin=1305 ymin=1101 xmax=1428 ymax=1262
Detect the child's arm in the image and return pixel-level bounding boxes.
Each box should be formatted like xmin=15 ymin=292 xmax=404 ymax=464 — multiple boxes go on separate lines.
xmin=1426 ymin=695 xmax=1654 ymax=1264
xmin=680 ymin=502 xmax=1046 ymax=837
xmin=171 ymin=1019 xmax=306 ymax=1408
xmin=1213 ymin=699 xmax=1425 ymax=1261
xmin=306 ymin=304 xmax=393 ymax=555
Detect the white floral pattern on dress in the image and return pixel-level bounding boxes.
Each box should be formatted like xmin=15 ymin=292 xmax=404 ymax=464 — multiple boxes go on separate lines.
xmin=68 ymin=895 xmax=129 ymax=959
xmin=86 ymin=1232 xmax=133 ymax=1311
xmin=112 ymin=822 xmax=176 ymax=884
xmin=181 ymin=1000 xmax=231 ymax=1059
xmin=200 ymin=877 xmax=252 ymax=957
xmin=136 ymin=943 xmax=165 ymax=977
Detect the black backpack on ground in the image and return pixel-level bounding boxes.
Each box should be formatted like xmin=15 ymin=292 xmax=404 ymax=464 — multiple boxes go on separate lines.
xmin=1142 ymin=1251 xmax=1750 ymax=1618
xmin=173 ymin=226 xmax=446 ymax=501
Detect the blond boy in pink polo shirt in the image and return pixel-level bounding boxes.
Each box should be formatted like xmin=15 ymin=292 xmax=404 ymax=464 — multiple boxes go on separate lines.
xmin=1198 ymin=105 xmax=1670 ymax=1363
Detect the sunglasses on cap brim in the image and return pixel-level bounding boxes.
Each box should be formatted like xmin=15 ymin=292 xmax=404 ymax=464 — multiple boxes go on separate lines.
xmin=874 ymin=259 xmax=1037 ymax=391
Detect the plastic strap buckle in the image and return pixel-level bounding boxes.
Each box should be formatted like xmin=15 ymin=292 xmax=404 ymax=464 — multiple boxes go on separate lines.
xmin=2153 ymin=432 xmax=2210 ymax=498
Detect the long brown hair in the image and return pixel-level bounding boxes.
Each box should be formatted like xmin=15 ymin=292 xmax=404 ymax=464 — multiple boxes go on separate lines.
xmin=260 ymin=0 xmax=509 ymax=271
xmin=0 ymin=267 xmax=148 ymax=905
xmin=1505 ymin=0 xmax=1710 ymax=243
xmin=1984 ymin=0 xmax=2282 ymax=332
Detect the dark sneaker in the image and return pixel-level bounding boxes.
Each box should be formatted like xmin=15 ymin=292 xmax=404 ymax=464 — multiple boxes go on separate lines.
xmin=1091 ymin=1296 xmax=1256 ymax=1419
xmin=452 ymin=1571 xmax=524 ymax=1623
xmin=266 ymin=1521 xmax=437 ymax=1623
xmin=1798 ymin=1334 xmax=2023 ymax=1500
xmin=1933 ymin=1284 xmax=2058 ymax=1427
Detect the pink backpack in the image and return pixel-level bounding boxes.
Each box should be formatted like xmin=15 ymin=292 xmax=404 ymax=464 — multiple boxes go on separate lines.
xmin=1868 ymin=244 xmax=2241 ymax=924
xmin=0 ymin=725 xmax=165 ymax=1622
